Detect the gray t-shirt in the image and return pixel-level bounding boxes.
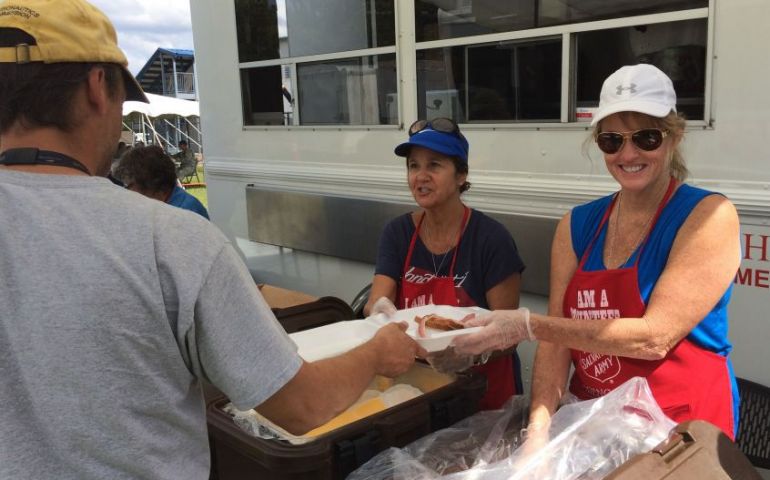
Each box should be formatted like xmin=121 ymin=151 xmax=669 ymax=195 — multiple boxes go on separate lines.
xmin=0 ymin=170 xmax=302 ymax=480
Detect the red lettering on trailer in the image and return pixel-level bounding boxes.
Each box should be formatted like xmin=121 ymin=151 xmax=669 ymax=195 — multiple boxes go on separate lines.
xmin=743 ymin=234 xmax=769 ymax=262
xmin=734 ymin=268 xmax=770 ymax=289
xmin=756 ymin=269 xmax=770 ymax=288
xmin=735 ymin=268 xmax=753 ymax=285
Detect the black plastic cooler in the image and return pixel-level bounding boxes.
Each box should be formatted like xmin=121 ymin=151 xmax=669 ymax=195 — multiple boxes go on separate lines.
xmin=206 ymin=365 xmax=486 ymax=480
xmin=256 ymin=284 xmax=355 ymax=333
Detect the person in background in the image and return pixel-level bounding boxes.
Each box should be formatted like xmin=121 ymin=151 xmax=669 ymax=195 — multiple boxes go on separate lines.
xmin=0 ymin=1 xmax=423 ymax=479
xmin=174 ymin=139 xmax=197 ymax=182
xmin=107 ymin=140 xmax=131 ymax=186
xmin=452 ymin=64 xmax=741 ymax=441
xmin=363 ymin=118 xmax=526 ymax=410
xmin=112 ymin=140 xmax=129 ymax=163
xmin=114 ymin=145 xmax=210 ymax=219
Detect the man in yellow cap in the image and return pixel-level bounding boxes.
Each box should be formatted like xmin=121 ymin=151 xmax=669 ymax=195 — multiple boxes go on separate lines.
xmin=0 ymin=2 xmax=423 ymax=479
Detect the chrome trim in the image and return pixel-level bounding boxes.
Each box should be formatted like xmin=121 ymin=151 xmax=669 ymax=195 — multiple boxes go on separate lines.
xmin=246 ymin=186 xmax=557 ymax=296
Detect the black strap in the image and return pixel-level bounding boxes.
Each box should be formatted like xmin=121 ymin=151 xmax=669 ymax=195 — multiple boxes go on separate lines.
xmin=0 ymin=148 xmax=92 ymax=176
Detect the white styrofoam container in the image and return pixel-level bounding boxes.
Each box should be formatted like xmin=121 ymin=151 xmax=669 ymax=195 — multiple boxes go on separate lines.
xmin=290 ymin=305 xmax=487 ymax=360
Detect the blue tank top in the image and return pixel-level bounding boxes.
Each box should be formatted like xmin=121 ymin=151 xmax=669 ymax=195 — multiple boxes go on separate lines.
xmin=571 ymin=184 xmax=739 ymax=431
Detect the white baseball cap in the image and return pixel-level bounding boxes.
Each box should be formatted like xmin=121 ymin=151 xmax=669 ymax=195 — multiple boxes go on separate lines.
xmin=591 ymin=64 xmax=676 ymax=126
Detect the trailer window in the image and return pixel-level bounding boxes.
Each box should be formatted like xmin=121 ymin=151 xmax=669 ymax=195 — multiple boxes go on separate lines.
xmin=417 ymin=38 xmax=561 ymax=123
xmin=575 ymin=19 xmax=708 ymax=121
xmin=296 ymin=54 xmax=398 ymax=125
xmin=235 ymin=1 xmax=710 ymax=127
xmin=235 ymin=0 xmax=395 ymax=62
xmin=416 ymin=0 xmax=707 ymax=42
xmin=539 ymin=0 xmax=708 ymax=27
xmin=241 ymin=65 xmax=295 ymax=126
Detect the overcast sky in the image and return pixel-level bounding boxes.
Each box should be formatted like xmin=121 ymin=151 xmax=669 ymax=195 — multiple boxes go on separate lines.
xmin=89 ymin=0 xmax=195 ymax=75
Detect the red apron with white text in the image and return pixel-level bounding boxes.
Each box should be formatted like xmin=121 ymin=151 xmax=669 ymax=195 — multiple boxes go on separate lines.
xmin=564 ymin=177 xmax=734 ymax=438
xmin=397 ymin=208 xmax=514 ymax=410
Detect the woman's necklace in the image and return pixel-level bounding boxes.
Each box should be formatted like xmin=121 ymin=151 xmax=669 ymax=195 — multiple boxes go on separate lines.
xmin=423 ymin=217 xmax=460 ymax=276
xmin=606 ymin=192 xmax=656 ymax=269
xmin=431 ymin=249 xmax=452 ymax=276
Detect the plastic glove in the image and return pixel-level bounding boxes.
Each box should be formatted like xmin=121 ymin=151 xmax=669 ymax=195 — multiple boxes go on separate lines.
xmin=425 ymin=349 xmax=492 ymax=374
xmin=514 ymin=419 xmax=551 ymax=467
xmin=451 ymin=308 xmax=533 ymax=355
xmin=425 ymin=347 xmax=475 ymax=374
xmin=521 ymin=419 xmax=550 ymax=444
xmin=369 ymin=296 xmax=397 ymax=318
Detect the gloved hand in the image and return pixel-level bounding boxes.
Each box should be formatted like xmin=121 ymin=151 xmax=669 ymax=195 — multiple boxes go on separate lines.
xmin=513 ymin=419 xmax=552 ymax=469
xmin=425 ymin=347 xmax=488 ymax=374
xmin=451 ymin=308 xmax=533 ymax=355
xmin=369 ymin=296 xmax=397 ymax=318
xmin=521 ymin=419 xmax=550 ymax=444
xmin=425 ymin=347 xmax=474 ymax=373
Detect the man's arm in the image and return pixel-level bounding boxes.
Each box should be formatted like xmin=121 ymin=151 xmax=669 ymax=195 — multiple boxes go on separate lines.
xmin=256 ymin=322 xmax=423 ymax=435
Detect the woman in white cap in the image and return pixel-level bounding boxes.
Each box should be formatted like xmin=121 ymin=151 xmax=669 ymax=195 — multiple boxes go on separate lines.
xmin=363 ymin=118 xmax=526 ymax=410
xmin=452 ymin=64 xmax=741 ymax=439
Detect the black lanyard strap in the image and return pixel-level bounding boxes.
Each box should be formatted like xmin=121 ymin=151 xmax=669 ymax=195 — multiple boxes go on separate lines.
xmin=0 ymin=148 xmax=92 ymax=176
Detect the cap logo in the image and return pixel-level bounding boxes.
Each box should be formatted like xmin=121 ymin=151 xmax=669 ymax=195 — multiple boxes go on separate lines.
xmin=616 ymin=83 xmax=637 ymax=95
xmin=0 ymin=6 xmax=40 ymax=19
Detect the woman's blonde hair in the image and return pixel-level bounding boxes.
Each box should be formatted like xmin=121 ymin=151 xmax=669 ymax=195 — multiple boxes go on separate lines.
xmin=590 ymin=111 xmax=689 ymax=182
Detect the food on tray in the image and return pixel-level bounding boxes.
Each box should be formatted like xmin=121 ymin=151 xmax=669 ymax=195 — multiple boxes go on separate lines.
xmin=304 ymin=397 xmax=387 ymax=437
xmin=303 ymin=384 xmax=424 ymax=438
xmin=415 ymin=313 xmax=465 ymax=337
xmin=425 ymin=315 xmax=465 ymax=331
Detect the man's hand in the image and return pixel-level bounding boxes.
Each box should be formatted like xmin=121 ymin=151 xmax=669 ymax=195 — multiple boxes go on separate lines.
xmin=368 ymin=322 xmax=426 ymax=377
xmin=369 ymin=296 xmax=397 ymax=317
xmin=451 ymin=308 xmax=533 ymax=355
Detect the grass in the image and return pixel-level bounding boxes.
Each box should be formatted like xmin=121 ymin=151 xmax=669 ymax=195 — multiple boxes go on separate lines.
xmin=184 ymin=164 xmax=208 ymax=208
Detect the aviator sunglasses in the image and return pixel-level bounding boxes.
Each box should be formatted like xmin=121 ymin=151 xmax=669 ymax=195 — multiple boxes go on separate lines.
xmin=408 ymin=118 xmax=466 ymax=141
xmin=595 ymin=128 xmax=669 ymax=154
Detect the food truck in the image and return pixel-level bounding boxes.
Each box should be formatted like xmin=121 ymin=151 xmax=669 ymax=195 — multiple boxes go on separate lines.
xmin=189 ymin=0 xmax=770 ymax=476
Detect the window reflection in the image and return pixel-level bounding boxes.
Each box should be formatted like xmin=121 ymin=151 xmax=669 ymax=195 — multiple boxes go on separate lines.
xmin=241 ymin=65 xmax=295 ymax=126
xmin=416 ymin=0 xmax=536 ymax=42
xmin=539 ymin=0 xmax=708 ymax=27
xmin=576 ymin=19 xmax=707 ymax=120
xmin=235 ymin=0 xmax=395 ymax=62
xmin=417 ymin=39 xmax=561 ymax=123
xmin=236 ymin=1 xmax=709 ymax=126
xmin=235 ymin=0 xmax=282 ymax=62
xmin=297 ymin=54 xmax=397 ymax=125
xmin=416 ymin=0 xmax=707 ymax=42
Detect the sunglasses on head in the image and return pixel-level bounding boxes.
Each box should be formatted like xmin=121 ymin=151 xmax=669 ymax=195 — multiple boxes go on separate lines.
xmin=595 ymin=128 xmax=669 ymax=154
xmin=408 ymin=118 xmax=466 ymax=140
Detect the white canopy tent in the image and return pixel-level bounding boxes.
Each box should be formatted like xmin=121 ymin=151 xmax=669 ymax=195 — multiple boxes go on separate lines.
xmin=123 ymin=93 xmax=200 ymax=117
xmin=123 ymin=93 xmax=201 ymax=151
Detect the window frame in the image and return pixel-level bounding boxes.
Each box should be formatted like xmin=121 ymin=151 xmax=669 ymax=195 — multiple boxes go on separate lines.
xmin=235 ymin=1 xmax=712 ymax=130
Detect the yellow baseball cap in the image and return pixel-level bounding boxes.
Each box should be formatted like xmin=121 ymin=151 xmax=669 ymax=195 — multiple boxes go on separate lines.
xmin=0 ymin=0 xmax=149 ymax=102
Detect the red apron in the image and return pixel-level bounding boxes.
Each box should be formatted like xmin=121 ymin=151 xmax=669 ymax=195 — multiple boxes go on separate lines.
xmin=564 ymin=177 xmax=734 ymax=438
xmin=397 ymin=207 xmax=515 ymax=410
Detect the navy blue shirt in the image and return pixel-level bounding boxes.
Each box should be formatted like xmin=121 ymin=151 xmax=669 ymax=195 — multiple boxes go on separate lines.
xmin=375 ymin=209 xmax=525 ymax=308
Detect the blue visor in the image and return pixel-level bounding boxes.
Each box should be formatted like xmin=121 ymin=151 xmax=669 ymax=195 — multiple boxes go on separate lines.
xmin=394 ymin=128 xmax=469 ymax=164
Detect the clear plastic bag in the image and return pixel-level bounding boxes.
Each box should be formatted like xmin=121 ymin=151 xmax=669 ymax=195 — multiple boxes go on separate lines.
xmin=348 ymin=377 xmax=675 ymax=480
xmin=347 ymin=395 xmax=529 ymax=479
